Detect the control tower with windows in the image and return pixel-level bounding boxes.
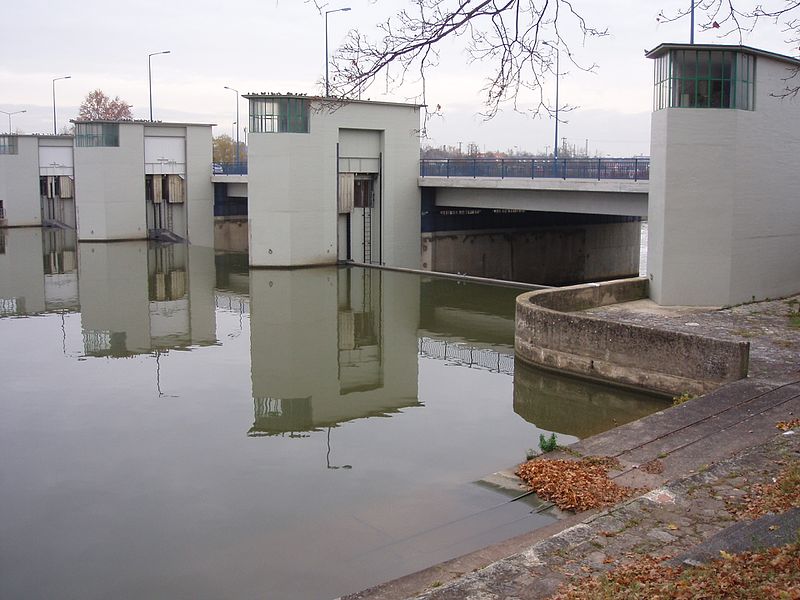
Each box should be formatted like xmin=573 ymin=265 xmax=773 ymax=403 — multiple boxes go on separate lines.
xmin=245 ymin=94 xmax=421 ymax=269
xmin=72 ymin=120 xmax=214 ymax=246
xmin=646 ymin=44 xmax=800 ymax=306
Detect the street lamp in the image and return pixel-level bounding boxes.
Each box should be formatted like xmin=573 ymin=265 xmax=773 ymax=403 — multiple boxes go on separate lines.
xmin=0 ymin=109 xmax=26 ymax=134
xmin=325 ymin=7 xmax=351 ymax=97
xmin=543 ymin=41 xmax=560 ymax=175
xmin=148 ymin=50 xmax=171 ymax=121
xmin=52 ymin=76 xmax=71 ymax=135
xmin=223 ymin=86 xmax=240 ymax=164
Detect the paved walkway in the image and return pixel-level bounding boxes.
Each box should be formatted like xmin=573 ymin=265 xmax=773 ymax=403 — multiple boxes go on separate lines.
xmin=344 ymin=294 xmax=800 ymax=600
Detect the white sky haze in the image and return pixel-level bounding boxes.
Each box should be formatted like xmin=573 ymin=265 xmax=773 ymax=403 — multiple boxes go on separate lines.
xmin=0 ymin=0 xmax=789 ymax=155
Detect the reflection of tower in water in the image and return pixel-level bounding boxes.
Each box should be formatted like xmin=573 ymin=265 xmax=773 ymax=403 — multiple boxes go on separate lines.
xmin=42 ymin=228 xmax=80 ymax=314
xmin=337 ymin=267 xmax=383 ymax=394
xmin=248 ymin=267 xmax=420 ymax=439
xmin=148 ymin=244 xmax=190 ymax=350
xmin=79 ymin=242 xmax=216 ymax=358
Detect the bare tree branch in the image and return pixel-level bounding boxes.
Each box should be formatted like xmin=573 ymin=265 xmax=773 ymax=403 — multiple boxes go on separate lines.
xmin=323 ymin=0 xmax=608 ymax=126
xmin=657 ymin=1 xmax=800 ymax=46
xmin=656 ymin=1 xmax=800 ymax=96
xmin=312 ymin=1 xmax=800 ymax=125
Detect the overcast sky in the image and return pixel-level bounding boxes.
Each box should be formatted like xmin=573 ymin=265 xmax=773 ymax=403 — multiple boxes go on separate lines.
xmin=0 ymin=0 xmax=788 ymax=155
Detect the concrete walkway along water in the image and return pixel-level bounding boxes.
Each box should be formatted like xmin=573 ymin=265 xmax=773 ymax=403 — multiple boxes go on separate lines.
xmin=345 ymin=293 xmax=800 ymax=599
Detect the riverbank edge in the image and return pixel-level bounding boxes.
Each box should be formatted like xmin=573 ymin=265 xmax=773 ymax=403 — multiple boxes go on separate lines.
xmin=515 ymin=277 xmax=749 ymax=397
xmin=342 ymin=290 xmax=800 ymax=600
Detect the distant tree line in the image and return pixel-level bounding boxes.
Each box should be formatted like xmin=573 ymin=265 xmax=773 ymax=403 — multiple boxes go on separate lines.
xmin=421 ymin=142 xmax=597 ymax=159
xmin=213 ymin=135 xmax=248 ymax=163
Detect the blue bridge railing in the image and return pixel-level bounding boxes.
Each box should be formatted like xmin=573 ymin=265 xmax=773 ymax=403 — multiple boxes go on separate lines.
xmin=419 ymin=157 xmax=649 ymax=181
xmin=211 ymin=158 xmax=647 ymax=180
xmin=213 ymin=162 xmax=248 ymax=175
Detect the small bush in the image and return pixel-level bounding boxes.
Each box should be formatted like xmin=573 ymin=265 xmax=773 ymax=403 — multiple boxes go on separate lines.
xmin=539 ymin=432 xmax=558 ymax=453
xmin=672 ymin=392 xmax=696 ymax=406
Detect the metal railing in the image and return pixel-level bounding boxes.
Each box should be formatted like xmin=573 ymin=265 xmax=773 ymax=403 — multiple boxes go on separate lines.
xmin=213 ymin=162 xmax=248 ymax=175
xmin=418 ymin=337 xmax=515 ymax=376
xmin=419 ymin=157 xmax=649 ymax=181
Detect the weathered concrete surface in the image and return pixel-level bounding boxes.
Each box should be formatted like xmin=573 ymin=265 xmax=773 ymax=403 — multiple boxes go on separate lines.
xmin=214 ymin=217 xmax=248 ymax=253
xmin=515 ymin=278 xmax=750 ymax=396
xmin=587 ymin=294 xmax=800 ymax=379
xmin=409 ymin=426 xmax=800 ymax=600
xmin=669 ymin=507 xmax=800 ymax=567
xmin=345 ymin=293 xmax=800 ymax=600
xmin=421 ymin=221 xmax=640 ymax=286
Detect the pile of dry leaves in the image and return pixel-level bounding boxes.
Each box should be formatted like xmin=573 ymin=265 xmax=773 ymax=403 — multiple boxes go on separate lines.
xmin=515 ymin=456 xmax=643 ymax=512
xmin=552 ymin=543 xmax=800 ymax=599
xmin=776 ymin=418 xmax=800 ymax=431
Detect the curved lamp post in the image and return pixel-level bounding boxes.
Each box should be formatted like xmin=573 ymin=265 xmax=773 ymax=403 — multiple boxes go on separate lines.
xmin=325 ymin=7 xmax=351 ymax=96
xmin=148 ymin=50 xmax=171 ymax=121
xmin=223 ymin=86 xmax=240 ymax=164
xmin=52 ymin=76 xmax=71 ymax=135
xmin=0 ymin=109 xmax=26 ymax=134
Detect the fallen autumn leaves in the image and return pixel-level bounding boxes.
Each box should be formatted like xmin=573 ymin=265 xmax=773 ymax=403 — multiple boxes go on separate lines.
xmin=552 ymin=544 xmax=800 ymax=599
xmin=727 ymin=460 xmax=800 ymax=520
xmin=515 ymin=456 xmax=644 ymax=512
xmin=548 ymin=459 xmax=800 ymax=598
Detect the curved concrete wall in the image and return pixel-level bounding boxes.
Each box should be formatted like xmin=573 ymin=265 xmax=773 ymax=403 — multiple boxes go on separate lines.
xmin=515 ymin=278 xmax=749 ymax=396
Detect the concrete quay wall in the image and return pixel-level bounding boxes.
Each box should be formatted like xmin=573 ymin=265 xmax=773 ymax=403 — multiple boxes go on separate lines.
xmin=514 ymin=278 xmax=750 ymax=396
xmin=421 ymin=221 xmax=640 ymax=286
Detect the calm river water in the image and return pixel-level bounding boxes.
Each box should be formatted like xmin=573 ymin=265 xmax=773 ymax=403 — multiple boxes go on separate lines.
xmin=0 ymin=228 xmax=665 ymax=599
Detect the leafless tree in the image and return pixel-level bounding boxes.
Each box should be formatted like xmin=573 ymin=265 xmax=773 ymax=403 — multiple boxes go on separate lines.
xmin=308 ymin=0 xmax=607 ymax=126
xmin=308 ymin=0 xmax=800 ymax=119
xmin=658 ymin=1 xmax=800 ymax=96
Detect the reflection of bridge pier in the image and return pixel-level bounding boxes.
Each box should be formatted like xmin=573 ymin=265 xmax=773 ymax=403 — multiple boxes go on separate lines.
xmin=248 ymin=266 xmax=420 ymax=437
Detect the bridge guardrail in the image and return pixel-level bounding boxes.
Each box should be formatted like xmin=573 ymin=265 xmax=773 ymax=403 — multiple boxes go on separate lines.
xmin=419 ymin=157 xmax=649 ymax=181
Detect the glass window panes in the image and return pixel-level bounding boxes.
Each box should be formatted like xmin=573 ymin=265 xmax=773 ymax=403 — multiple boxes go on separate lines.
xmin=249 ymin=97 xmax=310 ymax=134
xmin=75 ymin=123 xmax=120 ymax=147
xmin=653 ymin=49 xmax=755 ymax=111
xmin=0 ymin=136 xmax=19 ymax=154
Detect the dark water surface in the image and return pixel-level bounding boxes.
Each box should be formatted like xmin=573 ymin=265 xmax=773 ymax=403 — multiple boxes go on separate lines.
xmin=0 ymin=228 xmax=666 ymax=599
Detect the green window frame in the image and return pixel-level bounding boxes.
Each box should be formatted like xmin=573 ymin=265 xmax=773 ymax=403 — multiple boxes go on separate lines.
xmin=75 ymin=123 xmax=120 ymax=147
xmin=0 ymin=135 xmax=19 ymax=154
xmin=249 ymin=97 xmax=310 ymax=133
xmin=653 ymin=50 xmax=755 ymax=111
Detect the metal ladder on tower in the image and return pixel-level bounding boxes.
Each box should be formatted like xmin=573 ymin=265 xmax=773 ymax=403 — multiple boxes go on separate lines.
xmin=363 ymin=207 xmax=372 ymax=264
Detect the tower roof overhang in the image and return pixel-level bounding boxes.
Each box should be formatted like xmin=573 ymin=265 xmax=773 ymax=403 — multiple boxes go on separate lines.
xmin=645 ymin=43 xmax=800 ymax=67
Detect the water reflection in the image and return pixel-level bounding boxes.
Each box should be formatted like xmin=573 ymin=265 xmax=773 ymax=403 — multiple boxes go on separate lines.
xmin=514 ymin=359 xmax=667 ymax=438
xmin=0 ymin=226 xmax=668 ymax=440
xmin=248 ymin=267 xmax=421 ymax=437
xmin=0 ymin=227 xmax=670 ymax=600
xmin=43 ymin=229 xmax=79 ymax=312
xmin=419 ymin=276 xmax=517 ymax=346
xmin=78 ymin=242 xmax=216 ymax=357
xmin=0 ymin=228 xmax=46 ymax=316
